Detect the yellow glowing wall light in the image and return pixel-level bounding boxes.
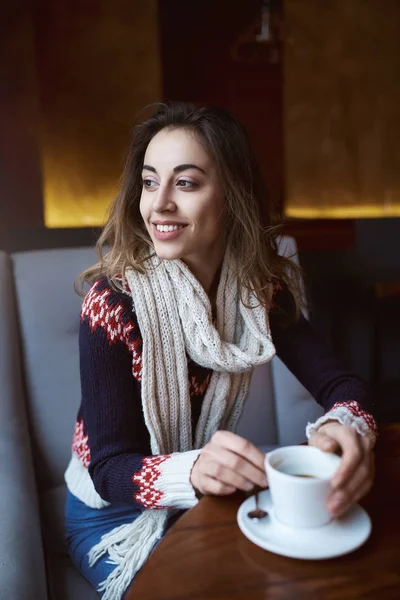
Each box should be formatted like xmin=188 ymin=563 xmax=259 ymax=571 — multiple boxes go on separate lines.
xmin=44 ymin=180 xmax=115 ymax=228
xmin=285 ymin=205 xmax=400 ymax=219
xmin=38 ymin=0 xmax=161 ymax=229
xmin=45 ymin=188 xmax=400 ymax=228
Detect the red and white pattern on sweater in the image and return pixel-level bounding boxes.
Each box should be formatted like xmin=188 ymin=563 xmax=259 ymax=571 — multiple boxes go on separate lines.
xmin=189 ymin=373 xmax=211 ymax=396
xmin=113 ymin=274 xmax=132 ymax=295
xmin=132 ymin=455 xmax=172 ymax=509
xmin=72 ymin=420 xmax=91 ymax=468
xmin=329 ymin=400 xmax=378 ymax=437
xmin=82 ymin=282 xmax=142 ymax=380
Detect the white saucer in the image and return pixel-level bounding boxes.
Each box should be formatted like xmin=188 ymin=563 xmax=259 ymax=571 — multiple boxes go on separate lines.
xmin=237 ymin=489 xmax=371 ymax=560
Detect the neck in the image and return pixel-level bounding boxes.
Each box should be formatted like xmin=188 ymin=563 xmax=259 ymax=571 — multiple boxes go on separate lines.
xmin=182 ymin=250 xmax=224 ymax=300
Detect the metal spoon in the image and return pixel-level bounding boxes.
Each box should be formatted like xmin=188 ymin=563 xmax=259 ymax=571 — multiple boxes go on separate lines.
xmin=247 ymin=487 xmax=268 ymax=520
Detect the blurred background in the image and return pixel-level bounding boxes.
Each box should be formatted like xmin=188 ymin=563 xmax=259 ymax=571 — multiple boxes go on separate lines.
xmin=1 ymin=0 xmax=399 ymax=421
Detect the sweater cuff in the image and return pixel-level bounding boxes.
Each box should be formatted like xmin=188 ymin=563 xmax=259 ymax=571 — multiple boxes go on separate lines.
xmin=132 ymin=450 xmax=201 ymax=510
xmin=306 ymin=400 xmax=378 ymax=447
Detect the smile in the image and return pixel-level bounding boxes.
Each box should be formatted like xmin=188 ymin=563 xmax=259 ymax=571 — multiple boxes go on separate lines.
xmin=155 ymin=224 xmax=185 ymax=232
xmin=152 ymin=223 xmax=187 ymax=241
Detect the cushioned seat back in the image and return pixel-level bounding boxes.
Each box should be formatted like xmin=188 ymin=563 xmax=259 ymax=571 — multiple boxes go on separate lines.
xmin=236 ymin=360 xmax=278 ymax=446
xmin=12 ymin=240 xmax=321 ymax=492
xmin=237 ymin=236 xmax=323 ymax=446
xmin=12 ymin=247 xmax=98 ymax=491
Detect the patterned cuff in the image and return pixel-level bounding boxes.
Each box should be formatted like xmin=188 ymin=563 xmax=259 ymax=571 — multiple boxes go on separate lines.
xmin=306 ymin=400 xmax=378 ymax=446
xmin=132 ymin=449 xmax=201 ymax=510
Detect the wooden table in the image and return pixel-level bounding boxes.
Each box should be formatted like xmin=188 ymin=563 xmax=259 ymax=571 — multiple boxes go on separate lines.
xmin=129 ymin=424 xmax=400 ymax=600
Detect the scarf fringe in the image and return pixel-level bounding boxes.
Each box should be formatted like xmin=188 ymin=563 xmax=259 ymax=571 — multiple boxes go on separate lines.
xmin=88 ymin=510 xmax=168 ymax=600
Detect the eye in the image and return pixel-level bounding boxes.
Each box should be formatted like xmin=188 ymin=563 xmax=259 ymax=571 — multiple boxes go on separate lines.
xmin=176 ymin=179 xmax=197 ymax=189
xmin=142 ymin=178 xmax=157 ymax=189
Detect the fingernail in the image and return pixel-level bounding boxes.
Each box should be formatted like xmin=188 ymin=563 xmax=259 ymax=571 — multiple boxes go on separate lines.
xmin=332 ymin=501 xmax=348 ymax=517
xmin=330 ymin=499 xmax=340 ymax=511
xmin=329 ymin=502 xmax=340 ymax=517
xmin=330 ymin=491 xmax=344 ymax=509
xmin=245 ymin=481 xmax=254 ymax=491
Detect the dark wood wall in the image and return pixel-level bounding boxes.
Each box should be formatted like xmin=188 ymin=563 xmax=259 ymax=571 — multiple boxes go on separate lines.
xmin=0 ymin=0 xmax=284 ymax=252
xmin=159 ymin=0 xmax=284 ymax=213
xmin=1 ymin=0 xmax=161 ymax=251
xmin=1 ymin=1 xmax=44 ymax=249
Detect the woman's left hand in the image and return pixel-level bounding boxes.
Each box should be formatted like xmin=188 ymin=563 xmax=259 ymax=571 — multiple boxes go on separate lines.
xmin=308 ymin=420 xmax=375 ymax=518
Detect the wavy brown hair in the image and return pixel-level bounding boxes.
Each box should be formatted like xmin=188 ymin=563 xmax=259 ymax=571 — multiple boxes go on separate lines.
xmin=76 ymin=101 xmax=303 ymax=315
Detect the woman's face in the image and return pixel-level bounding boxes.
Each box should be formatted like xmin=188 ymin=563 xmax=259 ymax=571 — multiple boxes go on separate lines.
xmin=140 ymin=127 xmax=225 ymax=277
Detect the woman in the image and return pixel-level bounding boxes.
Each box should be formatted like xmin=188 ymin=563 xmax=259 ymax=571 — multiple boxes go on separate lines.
xmin=65 ymin=101 xmax=377 ymax=599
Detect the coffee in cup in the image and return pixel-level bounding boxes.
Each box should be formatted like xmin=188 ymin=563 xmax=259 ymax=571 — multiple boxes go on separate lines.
xmin=265 ymin=445 xmax=341 ymax=529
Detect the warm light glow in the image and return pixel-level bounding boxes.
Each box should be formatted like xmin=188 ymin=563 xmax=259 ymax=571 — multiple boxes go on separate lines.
xmin=285 ymin=205 xmax=400 ymax=219
xmin=44 ymin=194 xmax=112 ymax=228
xmin=284 ymin=1 xmax=400 ymax=224
xmin=38 ymin=1 xmax=161 ymax=229
xmin=44 ymin=179 xmax=114 ymax=228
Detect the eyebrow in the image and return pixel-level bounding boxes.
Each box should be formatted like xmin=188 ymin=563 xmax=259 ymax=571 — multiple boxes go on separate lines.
xmin=142 ymin=163 xmax=206 ymax=175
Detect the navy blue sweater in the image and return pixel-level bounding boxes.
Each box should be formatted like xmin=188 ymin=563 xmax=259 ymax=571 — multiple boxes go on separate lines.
xmin=70 ymin=277 xmax=376 ymax=509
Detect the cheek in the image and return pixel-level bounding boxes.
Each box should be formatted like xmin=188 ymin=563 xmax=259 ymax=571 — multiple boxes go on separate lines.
xmin=201 ymin=200 xmax=225 ymax=236
xmin=193 ymin=214 xmax=222 ymax=246
xmin=208 ymin=219 xmax=223 ymax=242
xmin=139 ymin=193 xmax=149 ymax=223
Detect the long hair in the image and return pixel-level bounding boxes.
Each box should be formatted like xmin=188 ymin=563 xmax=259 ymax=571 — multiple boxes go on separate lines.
xmin=76 ymin=101 xmax=303 ymax=315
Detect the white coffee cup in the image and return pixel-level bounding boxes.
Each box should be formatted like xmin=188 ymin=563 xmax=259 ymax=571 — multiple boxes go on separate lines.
xmin=265 ymin=445 xmax=341 ymax=529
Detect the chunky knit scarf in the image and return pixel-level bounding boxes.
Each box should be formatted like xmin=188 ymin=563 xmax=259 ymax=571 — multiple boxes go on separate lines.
xmin=88 ymin=252 xmax=276 ymax=599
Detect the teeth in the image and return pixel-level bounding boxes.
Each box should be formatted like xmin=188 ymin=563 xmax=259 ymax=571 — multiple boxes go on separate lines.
xmin=155 ymin=224 xmax=184 ymax=232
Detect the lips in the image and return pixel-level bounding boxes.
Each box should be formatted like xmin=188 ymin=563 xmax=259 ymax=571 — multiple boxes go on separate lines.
xmin=152 ymin=220 xmax=187 ymax=226
xmin=152 ymin=222 xmax=187 ymax=241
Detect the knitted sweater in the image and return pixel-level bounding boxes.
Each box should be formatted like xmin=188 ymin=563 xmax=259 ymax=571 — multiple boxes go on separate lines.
xmin=65 ymin=277 xmax=378 ymax=511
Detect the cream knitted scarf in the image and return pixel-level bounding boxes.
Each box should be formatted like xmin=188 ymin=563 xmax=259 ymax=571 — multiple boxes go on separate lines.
xmin=88 ymin=251 xmax=276 ymax=599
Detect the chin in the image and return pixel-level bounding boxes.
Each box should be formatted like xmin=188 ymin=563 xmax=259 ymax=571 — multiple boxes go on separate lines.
xmin=153 ymin=242 xmax=184 ymax=262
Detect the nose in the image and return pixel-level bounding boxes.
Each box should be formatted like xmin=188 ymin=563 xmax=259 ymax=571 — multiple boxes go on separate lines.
xmin=152 ymin=184 xmax=176 ymax=213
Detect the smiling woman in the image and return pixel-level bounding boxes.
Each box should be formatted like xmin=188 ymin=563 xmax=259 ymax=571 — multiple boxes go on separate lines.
xmin=77 ymin=101 xmax=301 ymax=310
xmin=139 ymin=128 xmax=225 ymax=293
xmin=65 ymin=101 xmax=378 ymax=600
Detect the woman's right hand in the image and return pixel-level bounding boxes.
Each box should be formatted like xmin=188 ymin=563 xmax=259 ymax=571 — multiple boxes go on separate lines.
xmin=190 ymin=430 xmax=268 ymax=496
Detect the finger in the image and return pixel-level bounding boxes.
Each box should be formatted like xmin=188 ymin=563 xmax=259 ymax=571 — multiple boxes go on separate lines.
xmin=345 ymin=449 xmax=375 ymax=496
xmin=329 ymin=427 xmax=364 ymax=489
xmin=329 ymin=476 xmax=373 ymax=518
xmin=328 ymin=452 xmax=375 ymax=516
xmin=309 ymin=431 xmax=340 ymax=454
xmin=348 ymin=449 xmax=375 ymax=492
xmin=211 ymin=430 xmax=267 ymax=472
xmin=200 ymin=475 xmax=236 ymax=496
xmin=205 ymin=460 xmax=256 ymax=492
xmin=329 ymin=464 xmax=370 ymax=514
xmin=353 ymin=473 xmax=374 ymax=504
xmin=204 ymin=445 xmax=267 ymax=488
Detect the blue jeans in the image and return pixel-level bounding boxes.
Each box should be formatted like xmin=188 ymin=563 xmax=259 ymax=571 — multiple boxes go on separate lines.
xmin=65 ymin=491 xmax=184 ymax=597
xmin=65 ymin=491 xmax=144 ymax=597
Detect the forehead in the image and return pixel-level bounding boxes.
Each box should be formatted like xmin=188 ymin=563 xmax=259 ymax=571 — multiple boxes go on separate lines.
xmin=143 ymin=127 xmax=211 ymax=166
